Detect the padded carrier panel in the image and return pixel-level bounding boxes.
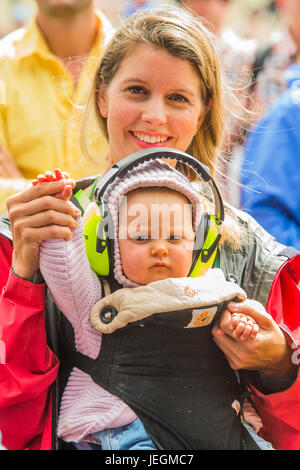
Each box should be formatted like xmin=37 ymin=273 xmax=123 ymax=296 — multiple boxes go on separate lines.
xmin=62 ymin=302 xmax=259 ymax=450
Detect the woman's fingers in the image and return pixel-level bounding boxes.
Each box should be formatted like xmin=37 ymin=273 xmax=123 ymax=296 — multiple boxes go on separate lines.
xmin=11 ymin=223 xmax=75 ymax=280
xmin=213 ymin=304 xmax=294 ymax=376
xmin=8 ymin=190 xmax=79 ymax=221
xmin=54 ymin=168 xmax=66 ymax=180
xmin=227 ymin=299 xmax=273 ymax=330
xmin=8 ymin=179 xmax=69 ymax=206
xmin=16 ymin=223 xmax=76 ymax=244
xmin=13 ymin=208 xmax=79 ymax=232
xmin=31 ymin=172 xmax=75 ymax=200
xmin=7 ymin=180 xmax=80 ymax=281
xmin=55 ymin=184 xmax=74 ymax=201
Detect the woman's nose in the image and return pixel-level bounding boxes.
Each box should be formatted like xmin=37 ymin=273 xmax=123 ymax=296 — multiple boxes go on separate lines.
xmin=141 ymin=96 xmax=167 ymax=126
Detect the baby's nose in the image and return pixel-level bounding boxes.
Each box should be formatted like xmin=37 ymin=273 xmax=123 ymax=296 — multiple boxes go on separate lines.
xmin=150 ymin=244 xmax=168 ymax=258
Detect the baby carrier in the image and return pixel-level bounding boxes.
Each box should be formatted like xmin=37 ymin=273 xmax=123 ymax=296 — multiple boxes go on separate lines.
xmin=58 ymin=272 xmax=261 ymax=450
xmin=50 ymin=149 xmax=262 ymax=450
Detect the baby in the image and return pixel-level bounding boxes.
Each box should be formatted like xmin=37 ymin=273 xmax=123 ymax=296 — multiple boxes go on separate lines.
xmin=36 ymin=161 xmax=262 ymax=449
xmin=34 ymin=168 xmax=259 ymax=341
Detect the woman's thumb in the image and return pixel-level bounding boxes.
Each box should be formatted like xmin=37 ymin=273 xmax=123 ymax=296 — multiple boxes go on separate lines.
xmin=228 ymin=299 xmax=272 ymax=329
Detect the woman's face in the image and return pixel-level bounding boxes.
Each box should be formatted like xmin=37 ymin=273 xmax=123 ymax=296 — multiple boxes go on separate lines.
xmin=98 ymin=44 xmax=205 ymax=168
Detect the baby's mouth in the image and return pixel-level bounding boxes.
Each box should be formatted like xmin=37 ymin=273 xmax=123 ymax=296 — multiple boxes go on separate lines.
xmin=151 ymin=262 xmax=169 ymax=268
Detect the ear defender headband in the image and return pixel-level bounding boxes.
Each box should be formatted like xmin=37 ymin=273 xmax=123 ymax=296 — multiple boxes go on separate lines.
xmin=82 ymin=148 xmax=224 ymax=280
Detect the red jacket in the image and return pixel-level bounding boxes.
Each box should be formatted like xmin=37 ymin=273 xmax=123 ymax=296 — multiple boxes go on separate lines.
xmin=0 ymin=236 xmax=59 ymax=450
xmin=251 ymin=254 xmax=300 ymax=450
xmin=0 ymin=235 xmax=299 ymax=450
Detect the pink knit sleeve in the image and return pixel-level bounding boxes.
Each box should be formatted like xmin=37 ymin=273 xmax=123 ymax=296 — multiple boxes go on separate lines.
xmin=39 ymin=217 xmax=102 ymax=330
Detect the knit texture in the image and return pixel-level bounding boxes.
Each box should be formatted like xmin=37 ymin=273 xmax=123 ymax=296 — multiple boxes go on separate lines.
xmin=40 ymin=220 xmax=136 ymax=443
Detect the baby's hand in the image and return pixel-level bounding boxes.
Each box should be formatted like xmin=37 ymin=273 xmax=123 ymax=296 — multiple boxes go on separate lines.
xmin=32 ymin=168 xmax=75 ymax=200
xmin=228 ymin=311 xmax=259 ymax=341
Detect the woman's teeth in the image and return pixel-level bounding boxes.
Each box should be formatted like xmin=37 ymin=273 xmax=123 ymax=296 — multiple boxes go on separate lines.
xmin=133 ymin=132 xmax=168 ymax=144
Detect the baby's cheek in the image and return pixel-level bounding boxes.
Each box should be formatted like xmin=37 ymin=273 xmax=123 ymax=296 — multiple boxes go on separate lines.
xmin=119 ymin=241 xmax=147 ymax=284
xmin=174 ymin=244 xmax=193 ymax=276
xmin=119 ymin=240 xmax=135 ymax=276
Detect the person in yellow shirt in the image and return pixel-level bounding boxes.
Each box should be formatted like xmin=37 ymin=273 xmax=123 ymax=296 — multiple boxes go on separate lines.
xmin=0 ymin=0 xmax=113 ymax=214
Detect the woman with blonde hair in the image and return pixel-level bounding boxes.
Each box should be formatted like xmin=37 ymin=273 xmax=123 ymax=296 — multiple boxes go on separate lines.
xmin=0 ymin=6 xmax=299 ymax=450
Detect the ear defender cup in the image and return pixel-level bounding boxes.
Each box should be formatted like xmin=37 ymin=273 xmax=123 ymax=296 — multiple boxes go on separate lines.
xmin=189 ymin=212 xmax=221 ymax=278
xmin=83 ymin=200 xmax=115 ymax=277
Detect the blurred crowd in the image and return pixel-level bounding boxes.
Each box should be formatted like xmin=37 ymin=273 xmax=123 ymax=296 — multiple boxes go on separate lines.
xmin=0 ymin=0 xmax=299 ymax=249
xmin=0 ymin=1 xmax=282 ymax=38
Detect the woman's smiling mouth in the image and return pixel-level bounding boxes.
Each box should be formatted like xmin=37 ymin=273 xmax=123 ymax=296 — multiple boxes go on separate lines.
xmin=131 ymin=131 xmax=171 ymax=146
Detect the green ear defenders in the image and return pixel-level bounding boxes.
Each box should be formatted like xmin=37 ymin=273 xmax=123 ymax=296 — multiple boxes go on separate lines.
xmin=82 ymin=147 xmax=224 ymax=280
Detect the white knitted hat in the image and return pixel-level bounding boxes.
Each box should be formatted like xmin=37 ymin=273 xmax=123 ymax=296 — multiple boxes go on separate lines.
xmin=102 ymin=160 xmax=203 ymax=287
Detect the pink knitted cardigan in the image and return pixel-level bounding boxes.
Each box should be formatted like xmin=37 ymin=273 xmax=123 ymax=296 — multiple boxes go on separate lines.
xmin=39 ymin=160 xmax=203 ymax=443
xmin=39 ymin=220 xmax=137 ymax=444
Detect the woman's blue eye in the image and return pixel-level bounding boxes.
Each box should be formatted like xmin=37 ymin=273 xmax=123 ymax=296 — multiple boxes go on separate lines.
xmin=128 ymin=86 xmax=146 ymax=94
xmin=169 ymin=94 xmax=188 ymax=103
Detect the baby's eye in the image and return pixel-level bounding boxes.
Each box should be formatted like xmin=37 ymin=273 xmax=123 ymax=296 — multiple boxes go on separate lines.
xmin=168 ymin=234 xmax=182 ymax=241
xmin=130 ymin=234 xmax=149 ymax=241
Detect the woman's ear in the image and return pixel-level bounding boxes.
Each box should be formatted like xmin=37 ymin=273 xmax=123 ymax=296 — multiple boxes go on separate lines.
xmin=97 ymin=76 xmax=108 ymax=118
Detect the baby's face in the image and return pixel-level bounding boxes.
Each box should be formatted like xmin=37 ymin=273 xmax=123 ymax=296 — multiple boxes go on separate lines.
xmin=118 ymin=188 xmax=195 ymax=285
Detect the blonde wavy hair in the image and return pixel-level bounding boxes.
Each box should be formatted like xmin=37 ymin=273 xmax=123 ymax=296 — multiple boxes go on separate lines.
xmin=81 ymin=5 xmax=229 ymax=176
xmin=81 ymin=5 xmax=244 ymax=246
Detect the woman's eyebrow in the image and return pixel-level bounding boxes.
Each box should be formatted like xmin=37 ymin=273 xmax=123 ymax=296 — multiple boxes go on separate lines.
xmin=121 ymin=78 xmax=148 ymax=86
xmin=121 ymin=78 xmax=199 ymax=96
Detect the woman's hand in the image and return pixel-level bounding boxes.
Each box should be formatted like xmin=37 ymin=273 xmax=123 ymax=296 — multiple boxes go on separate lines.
xmin=6 ymin=177 xmax=79 ymax=281
xmin=212 ymin=299 xmax=297 ymax=379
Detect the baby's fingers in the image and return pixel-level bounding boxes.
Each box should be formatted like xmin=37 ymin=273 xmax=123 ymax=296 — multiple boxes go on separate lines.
xmin=32 ymin=168 xmax=75 ymax=201
xmin=232 ymin=320 xmax=248 ymax=338
xmin=44 ymin=170 xmax=56 ymax=182
xmin=32 ymin=173 xmax=47 ymax=185
xmin=233 ymin=320 xmax=259 ymax=341
xmin=32 ymin=172 xmax=55 ymax=185
xmin=54 ymin=168 xmax=70 ymax=180
xmin=32 ymin=168 xmax=70 ymax=186
xmin=54 ymin=168 xmax=64 ymax=180
xmin=230 ymin=313 xmax=245 ymax=330
xmin=250 ymin=323 xmax=259 ymax=339
xmin=239 ymin=323 xmax=254 ymax=341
